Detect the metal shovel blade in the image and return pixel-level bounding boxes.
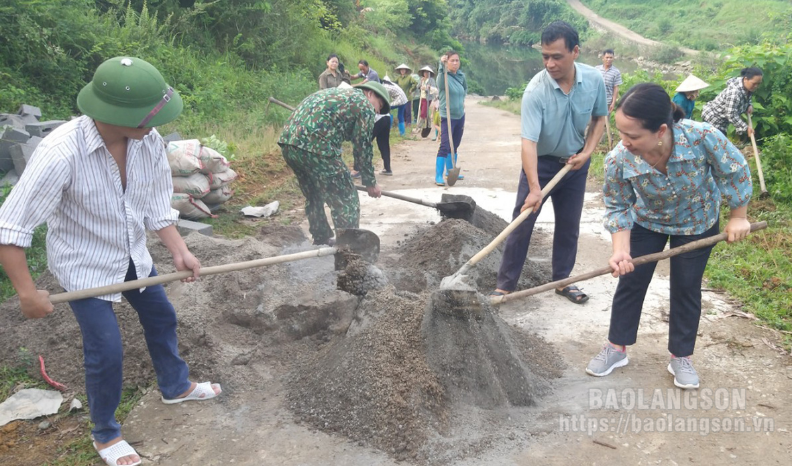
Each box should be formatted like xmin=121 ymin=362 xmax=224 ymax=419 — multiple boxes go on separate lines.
xmin=446 ymin=167 xmax=461 ymax=186
xmin=335 ymin=228 xmax=380 ymax=263
xmin=421 ymin=127 xmax=432 ymax=138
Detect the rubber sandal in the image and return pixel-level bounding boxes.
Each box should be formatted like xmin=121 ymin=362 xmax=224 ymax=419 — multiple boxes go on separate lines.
xmin=555 ymin=285 xmax=589 ymax=304
xmin=161 ymin=382 xmax=221 ymax=405
xmin=94 ymin=440 xmax=142 ymax=466
xmin=380 ymin=170 xmax=393 ymax=176
xmin=489 ymin=290 xmax=509 ymax=297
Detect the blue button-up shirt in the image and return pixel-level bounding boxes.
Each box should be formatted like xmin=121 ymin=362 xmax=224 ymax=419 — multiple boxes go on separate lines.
xmin=603 ymin=120 xmax=752 ymax=235
xmin=521 ymin=63 xmax=608 ymax=158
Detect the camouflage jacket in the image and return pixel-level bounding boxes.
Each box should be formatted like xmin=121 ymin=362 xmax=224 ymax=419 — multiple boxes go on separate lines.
xmin=278 ymin=88 xmax=377 ymax=187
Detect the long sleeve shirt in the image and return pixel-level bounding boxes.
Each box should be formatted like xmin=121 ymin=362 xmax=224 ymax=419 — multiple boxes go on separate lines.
xmin=436 ymin=62 xmax=467 ymax=119
xmin=318 ymin=69 xmax=344 ymax=89
xmin=603 ymin=120 xmax=752 ymax=236
xmin=701 ymin=77 xmax=752 ymax=133
xmin=0 ymin=116 xmax=179 ymax=301
xmin=277 ymin=88 xmax=377 ymax=187
xmin=672 ymin=92 xmax=695 ymax=120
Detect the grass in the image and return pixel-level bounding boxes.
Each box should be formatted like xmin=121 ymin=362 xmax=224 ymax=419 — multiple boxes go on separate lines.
xmin=479 ymin=97 xmax=521 ymax=115
xmin=580 ymin=0 xmax=792 ymax=51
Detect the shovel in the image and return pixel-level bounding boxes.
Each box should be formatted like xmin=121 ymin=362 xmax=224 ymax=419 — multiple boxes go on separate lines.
xmin=355 ymin=186 xmax=475 ymax=219
xmin=747 ymin=114 xmax=768 ymax=198
xmin=440 ymin=163 xmax=573 ymax=290
xmin=490 ymin=221 xmax=768 ymax=305
xmin=48 ymin=228 xmax=380 ymax=304
xmin=604 ymin=114 xmax=614 ymax=151
xmin=442 ymin=65 xmax=462 ymax=186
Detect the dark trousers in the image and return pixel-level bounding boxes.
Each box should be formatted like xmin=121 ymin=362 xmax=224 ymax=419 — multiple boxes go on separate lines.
xmin=373 ymin=115 xmax=392 ymax=171
xmin=411 ymin=98 xmax=419 ymax=123
xmin=69 ymin=260 xmax=191 ymax=443
xmin=496 ymin=156 xmax=590 ymax=291
xmin=436 ymin=115 xmax=465 ymax=158
xmin=608 ymin=221 xmax=719 ymax=357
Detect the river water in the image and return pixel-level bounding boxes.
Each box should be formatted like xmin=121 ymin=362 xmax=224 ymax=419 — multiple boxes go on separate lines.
xmin=461 ymin=41 xmax=640 ymax=96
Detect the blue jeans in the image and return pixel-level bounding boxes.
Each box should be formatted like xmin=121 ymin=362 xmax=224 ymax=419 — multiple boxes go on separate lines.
xmin=69 ymin=259 xmax=191 ymax=443
xmin=608 ymin=221 xmax=719 ymax=357
xmin=395 ymin=104 xmax=407 ymax=124
xmin=497 ymin=156 xmax=589 ymax=291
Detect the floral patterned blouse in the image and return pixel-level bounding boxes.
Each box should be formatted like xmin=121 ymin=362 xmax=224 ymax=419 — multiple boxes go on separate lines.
xmin=603 ymin=120 xmax=753 ymax=235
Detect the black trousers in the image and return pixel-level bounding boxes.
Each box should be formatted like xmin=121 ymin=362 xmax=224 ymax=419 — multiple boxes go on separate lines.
xmin=608 ymin=221 xmax=719 ymax=357
xmin=373 ymin=115 xmax=392 ymax=171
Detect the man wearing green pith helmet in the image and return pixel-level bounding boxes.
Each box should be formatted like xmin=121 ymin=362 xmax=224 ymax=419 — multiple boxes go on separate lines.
xmin=0 ymin=56 xmax=222 ymax=466
xmin=278 ymin=82 xmax=388 ymax=245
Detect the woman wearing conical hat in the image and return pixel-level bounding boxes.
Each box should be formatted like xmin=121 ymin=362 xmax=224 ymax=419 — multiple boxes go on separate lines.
xmin=393 ymin=63 xmax=417 ymax=135
xmin=671 ymin=75 xmax=709 ymax=120
xmin=416 ymin=66 xmax=438 ymax=137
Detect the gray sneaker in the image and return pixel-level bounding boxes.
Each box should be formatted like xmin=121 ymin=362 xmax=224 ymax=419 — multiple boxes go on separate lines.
xmin=668 ymin=356 xmax=700 ymax=389
xmin=586 ymin=344 xmax=629 ymax=377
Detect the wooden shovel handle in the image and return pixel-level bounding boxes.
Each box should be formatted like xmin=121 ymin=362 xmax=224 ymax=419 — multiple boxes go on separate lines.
xmin=443 ymin=64 xmax=456 ymax=160
xmin=492 ymin=221 xmax=768 ymax=305
xmin=747 ymin=114 xmax=767 ymax=194
xmin=49 ymin=248 xmax=338 ymax=304
xmin=355 ymin=186 xmax=438 ymax=208
xmin=466 ymin=163 xmax=572 ymax=267
xmin=269 ymin=96 xmax=295 ymax=112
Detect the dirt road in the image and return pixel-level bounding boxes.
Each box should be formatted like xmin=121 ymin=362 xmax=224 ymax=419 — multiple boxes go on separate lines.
xmin=115 ymin=98 xmax=792 ymax=464
xmin=566 ymin=0 xmax=699 ymax=55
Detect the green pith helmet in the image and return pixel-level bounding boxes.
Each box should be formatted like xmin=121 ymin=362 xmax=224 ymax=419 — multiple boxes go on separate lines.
xmin=77 ymin=56 xmax=183 ymax=128
xmin=357 ymin=81 xmax=391 ymax=114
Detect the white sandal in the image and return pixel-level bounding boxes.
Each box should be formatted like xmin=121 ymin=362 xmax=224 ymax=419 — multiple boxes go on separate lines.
xmin=94 ymin=440 xmax=142 ymax=466
xmin=161 ymin=381 xmax=221 ymax=404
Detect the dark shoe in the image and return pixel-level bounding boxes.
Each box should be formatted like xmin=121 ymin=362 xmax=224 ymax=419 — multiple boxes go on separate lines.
xmin=555 ymin=285 xmax=589 ymax=304
xmin=380 ymin=169 xmax=393 ymax=176
xmin=350 ymin=170 xmax=361 ymax=179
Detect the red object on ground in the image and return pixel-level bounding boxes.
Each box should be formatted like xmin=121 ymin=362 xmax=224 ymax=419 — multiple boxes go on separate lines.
xmin=38 ymin=355 xmax=68 ymax=392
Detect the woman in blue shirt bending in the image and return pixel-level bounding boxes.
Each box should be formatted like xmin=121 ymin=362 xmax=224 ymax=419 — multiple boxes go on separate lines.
xmin=586 ymin=83 xmax=753 ymax=389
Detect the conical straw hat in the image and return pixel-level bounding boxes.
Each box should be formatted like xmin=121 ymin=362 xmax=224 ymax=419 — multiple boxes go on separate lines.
xmin=676 ymin=75 xmax=709 ymax=93
xmin=395 ymin=63 xmax=412 ymax=71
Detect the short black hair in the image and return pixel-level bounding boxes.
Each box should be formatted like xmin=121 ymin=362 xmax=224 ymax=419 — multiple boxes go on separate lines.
xmin=740 ymin=67 xmax=763 ymax=79
xmin=358 ymin=59 xmax=369 ymax=67
xmin=327 ymin=53 xmax=338 ymax=62
xmin=541 ymin=21 xmax=579 ymax=52
xmin=603 ymin=49 xmax=615 ymax=56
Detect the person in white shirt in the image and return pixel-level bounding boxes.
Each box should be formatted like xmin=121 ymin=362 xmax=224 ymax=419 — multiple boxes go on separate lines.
xmin=0 ymin=56 xmax=221 ymax=466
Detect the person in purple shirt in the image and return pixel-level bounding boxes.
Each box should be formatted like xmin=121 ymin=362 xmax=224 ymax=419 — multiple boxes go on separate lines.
xmin=586 ymin=83 xmax=753 ymax=389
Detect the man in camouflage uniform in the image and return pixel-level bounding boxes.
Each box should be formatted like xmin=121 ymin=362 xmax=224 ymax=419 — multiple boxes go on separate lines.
xmin=278 ymin=83 xmax=389 ymax=245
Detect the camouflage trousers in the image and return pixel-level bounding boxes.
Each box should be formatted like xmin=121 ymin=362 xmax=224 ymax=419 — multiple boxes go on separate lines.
xmin=280 ymin=145 xmax=359 ymax=243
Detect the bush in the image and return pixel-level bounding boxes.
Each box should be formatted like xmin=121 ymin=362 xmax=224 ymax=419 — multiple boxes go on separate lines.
xmin=758 ymin=134 xmax=792 ymax=202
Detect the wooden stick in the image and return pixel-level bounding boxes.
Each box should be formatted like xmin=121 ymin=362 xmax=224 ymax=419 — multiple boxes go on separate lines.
xmin=604 ymin=115 xmax=613 ymax=151
xmin=442 ymin=164 xmax=572 ymax=285
xmin=49 ymin=248 xmax=338 ymax=304
xmin=747 ymin=114 xmax=768 ymax=195
xmin=443 ymin=63 xmax=457 ymax=165
xmin=355 ymin=185 xmax=438 ymax=208
xmin=492 ymin=221 xmax=768 ymax=305
xmin=269 ymin=96 xmax=295 ymax=112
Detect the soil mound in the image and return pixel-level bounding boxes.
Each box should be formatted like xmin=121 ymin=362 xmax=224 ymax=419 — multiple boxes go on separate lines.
xmin=390 ymin=218 xmax=550 ymax=292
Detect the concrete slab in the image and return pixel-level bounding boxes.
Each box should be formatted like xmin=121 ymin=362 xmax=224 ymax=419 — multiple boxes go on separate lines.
xmin=0 ymin=114 xmax=35 ymax=130
xmin=0 ymin=127 xmax=30 ymax=172
xmin=176 ymin=219 xmax=213 ymax=237
xmin=17 ymin=104 xmax=42 ymax=120
xmin=10 ymin=136 xmax=42 ymax=175
xmin=25 ymin=120 xmax=66 ymax=138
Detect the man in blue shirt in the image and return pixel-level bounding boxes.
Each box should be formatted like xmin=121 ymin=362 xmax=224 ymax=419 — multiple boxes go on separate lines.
xmin=352 ymin=59 xmax=380 ymax=85
xmin=492 ymin=21 xmax=608 ymax=304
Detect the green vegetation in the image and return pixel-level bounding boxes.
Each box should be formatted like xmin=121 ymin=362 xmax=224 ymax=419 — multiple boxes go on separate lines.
xmin=581 ymin=0 xmax=792 ymax=51
xmin=447 ymin=0 xmax=588 ymax=46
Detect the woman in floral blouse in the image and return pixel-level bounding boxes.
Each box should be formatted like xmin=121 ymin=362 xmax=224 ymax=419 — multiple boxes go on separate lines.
xmin=586 ymin=83 xmax=753 ymax=389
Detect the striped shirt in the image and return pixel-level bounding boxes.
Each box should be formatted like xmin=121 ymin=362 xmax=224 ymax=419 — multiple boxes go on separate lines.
xmin=0 ymin=116 xmax=179 ymax=301
xmin=595 ymin=64 xmax=623 ymax=106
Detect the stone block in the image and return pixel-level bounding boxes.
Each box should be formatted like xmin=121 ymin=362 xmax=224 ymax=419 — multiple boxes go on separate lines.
xmin=17 ymin=105 xmax=42 ymax=120
xmin=1 ymin=170 xmax=19 ymax=187
xmin=162 ymin=132 xmax=182 ymax=143
xmin=176 ymin=219 xmax=213 ymax=237
xmin=10 ymin=136 xmax=42 ymax=175
xmin=0 ymin=127 xmax=30 ymax=172
xmin=0 ymin=114 xmax=33 ymax=130
xmin=25 ymin=120 xmax=66 ymax=138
